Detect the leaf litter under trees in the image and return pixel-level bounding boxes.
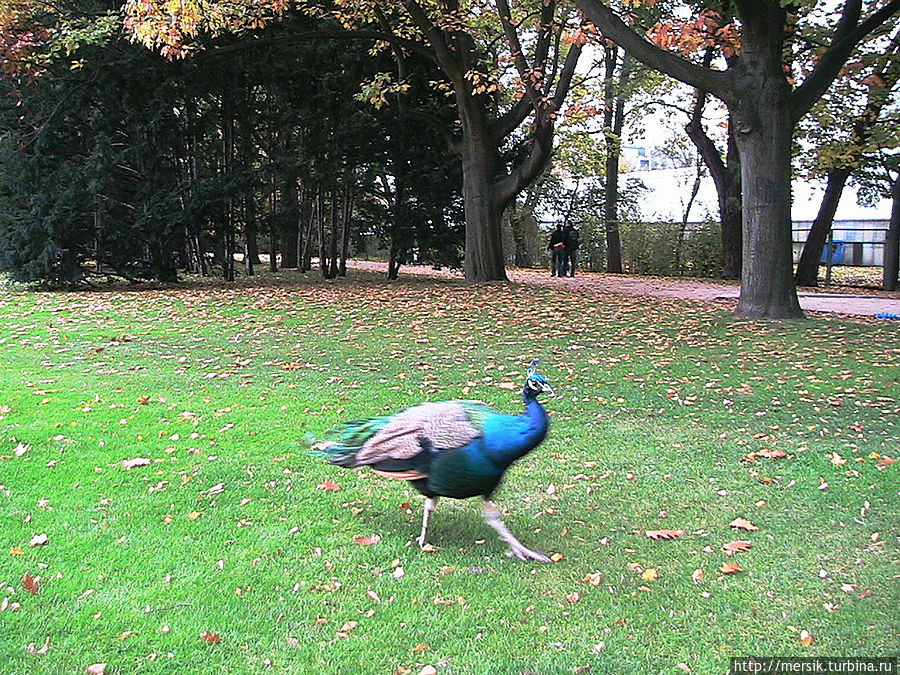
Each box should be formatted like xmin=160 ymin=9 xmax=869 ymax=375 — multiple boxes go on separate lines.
xmin=0 ymin=276 xmax=896 ymax=673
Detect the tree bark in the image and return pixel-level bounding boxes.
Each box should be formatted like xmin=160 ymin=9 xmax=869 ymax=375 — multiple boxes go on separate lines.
xmin=685 ymin=85 xmax=743 ymax=280
xmin=602 ymin=47 xmax=631 ymax=274
xmin=459 ymin=101 xmax=507 ymax=283
xmin=884 ymin=173 xmax=900 ymax=291
xmin=794 ymin=167 xmax=851 ymax=286
xmin=732 ymin=76 xmax=802 ymax=318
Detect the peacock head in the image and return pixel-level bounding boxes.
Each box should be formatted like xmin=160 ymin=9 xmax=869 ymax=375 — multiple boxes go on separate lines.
xmin=523 ymin=359 xmax=553 ymax=400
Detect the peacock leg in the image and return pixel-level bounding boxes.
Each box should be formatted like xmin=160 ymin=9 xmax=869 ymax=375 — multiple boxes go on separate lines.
xmin=481 ymin=500 xmax=551 ymax=563
xmin=416 ymin=497 xmax=438 ymax=549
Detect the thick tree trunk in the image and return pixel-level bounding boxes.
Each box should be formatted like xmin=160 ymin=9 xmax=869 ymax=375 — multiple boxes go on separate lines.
xmin=795 ymin=167 xmax=852 ymax=287
xmin=459 ymin=115 xmax=507 ymax=283
xmin=733 ymin=84 xmax=803 ymax=319
xmin=884 ymin=174 xmax=900 ymax=291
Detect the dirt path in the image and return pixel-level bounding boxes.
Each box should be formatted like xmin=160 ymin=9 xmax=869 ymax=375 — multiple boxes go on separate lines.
xmin=347 ymin=260 xmax=900 ymax=318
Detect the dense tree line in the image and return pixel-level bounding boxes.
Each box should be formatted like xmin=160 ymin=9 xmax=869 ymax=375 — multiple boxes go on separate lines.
xmin=0 ymin=4 xmax=463 ymax=283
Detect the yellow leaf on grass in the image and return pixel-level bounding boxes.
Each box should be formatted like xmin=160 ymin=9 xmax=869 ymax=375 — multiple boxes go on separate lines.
xmin=641 ymin=568 xmax=659 ymax=582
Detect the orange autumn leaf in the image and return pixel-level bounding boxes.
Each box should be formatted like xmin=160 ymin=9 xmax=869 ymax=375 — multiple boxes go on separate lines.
xmin=354 ymin=534 xmax=381 ymax=546
xmin=799 ymin=629 xmax=814 ymax=646
xmin=722 ymin=540 xmax=753 ymax=556
xmin=10 ymin=547 xmax=24 ymax=556
xmin=645 ymin=529 xmax=685 ymax=540
xmin=729 ymin=517 xmax=760 ymax=531
xmin=317 ymin=479 xmax=341 ymax=492
xmin=200 ymin=632 xmax=221 ymax=644
xmin=720 ymin=561 xmax=743 ymax=574
xmin=22 ymin=572 xmax=39 ymax=594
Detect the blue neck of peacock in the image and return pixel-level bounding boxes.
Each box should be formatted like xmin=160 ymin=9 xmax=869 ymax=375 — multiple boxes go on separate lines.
xmin=485 ymin=392 xmax=549 ymax=467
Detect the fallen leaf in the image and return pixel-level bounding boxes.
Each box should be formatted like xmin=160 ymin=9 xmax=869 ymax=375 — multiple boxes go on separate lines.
xmin=582 ymin=571 xmax=603 ymax=586
xmin=317 ymin=480 xmax=341 ymax=492
xmin=337 ymin=620 xmax=358 ymax=638
xmin=122 ymin=457 xmax=151 ymax=470
xmin=645 ymin=529 xmax=685 ymax=540
xmin=729 ymin=518 xmax=759 ymax=532
xmin=86 ymin=665 xmax=107 ymax=675
xmin=354 ymin=534 xmax=381 ymax=546
xmin=419 ymin=666 xmax=437 ymax=675
xmin=412 ymin=643 xmax=429 ymax=654
xmin=799 ymin=629 xmax=814 ymax=646
xmin=641 ymin=568 xmax=659 ymax=582
xmin=200 ymin=632 xmax=221 ymax=644
xmin=29 ymin=533 xmax=48 ymax=547
xmin=722 ymin=540 xmax=753 ymax=556
xmin=566 ymin=592 xmax=581 ymax=603
xmin=550 ymin=552 xmax=564 ymax=562
xmin=26 ymin=636 xmax=50 ymax=655
xmin=691 ymin=568 xmax=704 ymax=584
xmin=10 ymin=547 xmax=24 ymax=556
xmin=22 ymin=573 xmax=39 ymax=594
xmin=188 ymin=511 xmax=202 ymax=521
xmin=720 ymin=562 xmax=743 ymax=574
xmin=421 ymin=543 xmax=438 ymax=553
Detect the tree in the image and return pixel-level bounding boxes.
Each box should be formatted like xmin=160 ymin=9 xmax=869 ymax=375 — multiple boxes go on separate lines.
xmin=572 ymin=0 xmax=900 ymax=319
xmin=795 ymin=27 xmax=900 ymax=286
xmin=123 ymin=1 xmax=585 ymax=283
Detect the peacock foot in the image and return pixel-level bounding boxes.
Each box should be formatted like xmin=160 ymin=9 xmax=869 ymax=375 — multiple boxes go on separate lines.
xmin=505 ymin=542 xmax=551 ymax=563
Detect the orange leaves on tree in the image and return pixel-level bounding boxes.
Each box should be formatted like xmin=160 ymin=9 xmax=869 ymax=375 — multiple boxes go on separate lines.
xmin=649 ymin=10 xmax=741 ymax=59
xmin=124 ymin=0 xmax=289 ymax=59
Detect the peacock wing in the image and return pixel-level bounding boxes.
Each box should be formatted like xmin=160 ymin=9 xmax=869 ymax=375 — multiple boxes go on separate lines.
xmin=355 ymin=401 xmax=483 ymax=465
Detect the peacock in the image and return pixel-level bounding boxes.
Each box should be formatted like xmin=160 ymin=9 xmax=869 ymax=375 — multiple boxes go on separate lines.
xmin=318 ymin=360 xmax=554 ymax=562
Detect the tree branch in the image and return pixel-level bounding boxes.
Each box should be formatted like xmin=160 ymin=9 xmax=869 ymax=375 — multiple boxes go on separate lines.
xmin=791 ymin=0 xmax=900 ymax=122
xmin=571 ymin=0 xmax=733 ymax=101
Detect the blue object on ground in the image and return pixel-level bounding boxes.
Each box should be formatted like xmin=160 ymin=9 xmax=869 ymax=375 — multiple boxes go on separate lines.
xmin=874 ymin=312 xmax=900 ymax=320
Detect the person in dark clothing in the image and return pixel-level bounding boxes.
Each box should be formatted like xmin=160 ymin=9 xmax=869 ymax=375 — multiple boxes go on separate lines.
xmin=547 ymin=223 xmax=566 ymax=277
xmin=562 ymin=221 xmax=579 ymax=277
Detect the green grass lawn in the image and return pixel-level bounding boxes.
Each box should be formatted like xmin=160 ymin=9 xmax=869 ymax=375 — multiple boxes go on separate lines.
xmin=1 ymin=270 xmax=897 ymax=674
